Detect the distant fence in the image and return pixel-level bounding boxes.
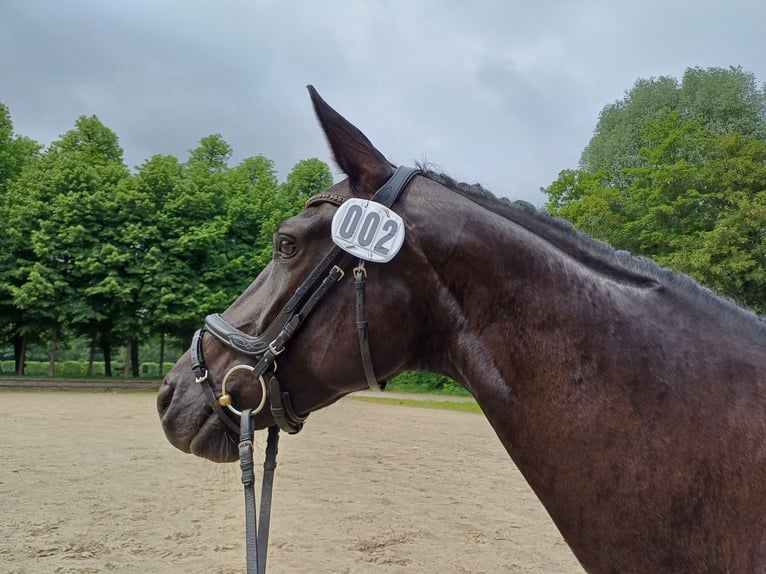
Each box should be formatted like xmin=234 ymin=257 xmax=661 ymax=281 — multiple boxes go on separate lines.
xmin=0 ymin=378 xmax=159 ymax=392
xmin=0 ymin=360 xmax=169 ymax=378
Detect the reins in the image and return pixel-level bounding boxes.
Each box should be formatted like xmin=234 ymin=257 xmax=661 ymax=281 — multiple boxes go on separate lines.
xmin=239 ymin=411 xmax=278 ymax=574
xmin=188 ymin=166 xmax=420 ymax=572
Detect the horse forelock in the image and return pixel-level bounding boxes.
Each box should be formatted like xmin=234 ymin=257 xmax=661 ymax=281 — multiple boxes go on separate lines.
xmin=418 ymin=166 xmax=766 ymax=342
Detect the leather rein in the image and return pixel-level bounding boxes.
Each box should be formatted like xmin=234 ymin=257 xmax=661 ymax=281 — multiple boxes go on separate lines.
xmin=188 ymin=166 xmax=419 ymax=574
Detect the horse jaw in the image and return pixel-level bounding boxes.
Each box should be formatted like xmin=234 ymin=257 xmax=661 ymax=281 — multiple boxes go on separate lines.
xmin=307 ymin=85 xmax=394 ymax=196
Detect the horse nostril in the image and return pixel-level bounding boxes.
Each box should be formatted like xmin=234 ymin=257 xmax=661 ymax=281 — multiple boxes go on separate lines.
xmin=156 ymin=377 xmax=176 ymax=416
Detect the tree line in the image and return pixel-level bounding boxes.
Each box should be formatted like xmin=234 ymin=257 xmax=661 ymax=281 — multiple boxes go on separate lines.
xmin=544 ymin=66 xmax=766 ymax=314
xmin=0 ymin=110 xmax=332 ymax=376
xmin=2 ymin=65 xmax=765 ymax=378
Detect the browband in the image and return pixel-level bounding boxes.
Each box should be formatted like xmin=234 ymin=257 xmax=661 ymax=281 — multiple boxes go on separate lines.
xmin=305 ymin=192 xmax=346 ymax=209
xmin=303 ymin=166 xmax=419 ymax=211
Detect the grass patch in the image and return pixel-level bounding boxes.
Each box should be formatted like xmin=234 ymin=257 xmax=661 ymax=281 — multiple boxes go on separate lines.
xmin=386 ymin=372 xmax=471 ymax=396
xmin=352 ymin=395 xmax=481 ymax=413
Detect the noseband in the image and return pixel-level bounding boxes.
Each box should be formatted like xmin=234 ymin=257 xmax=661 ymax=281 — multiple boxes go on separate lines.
xmin=189 ymin=166 xmax=420 ymax=436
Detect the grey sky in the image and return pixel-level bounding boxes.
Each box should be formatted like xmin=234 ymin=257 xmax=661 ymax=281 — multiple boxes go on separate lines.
xmin=1 ymin=0 xmax=764 ymax=205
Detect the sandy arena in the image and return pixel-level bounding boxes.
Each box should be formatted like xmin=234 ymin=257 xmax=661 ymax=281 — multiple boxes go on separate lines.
xmin=0 ymin=391 xmax=584 ymax=573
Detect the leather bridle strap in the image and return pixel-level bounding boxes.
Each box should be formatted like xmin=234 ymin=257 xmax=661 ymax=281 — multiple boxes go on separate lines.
xmin=203 ymin=164 xmax=421 ymax=360
xmin=201 ymin=165 xmax=420 ymax=397
xmin=190 ymin=328 xmax=241 ymax=434
xmin=204 ymin=244 xmax=354 ymax=358
xmin=265 ymin=373 xmax=305 ymax=434
xmin=194 ymin=254 xmax=351 ymax=435
xmin=239 ymin=411 xmax=279 ymax=574
xmin=370 ymin=165 xmax=420 ymax=208
xmin=354 ymin=262 xmax=380 ymax=391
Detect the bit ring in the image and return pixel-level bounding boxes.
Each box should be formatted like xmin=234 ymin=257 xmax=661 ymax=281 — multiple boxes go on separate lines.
xmin=220 ymin=364 xmax=268 ymax=417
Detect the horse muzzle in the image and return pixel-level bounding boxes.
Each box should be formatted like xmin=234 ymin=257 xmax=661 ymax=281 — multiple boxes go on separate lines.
xmin=190 ymin=321 xmax=308 ymax=436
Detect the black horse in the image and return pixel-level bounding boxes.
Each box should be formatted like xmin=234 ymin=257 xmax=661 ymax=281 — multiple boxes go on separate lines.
xmin=159 ymin=87 xmax=766 ymax=573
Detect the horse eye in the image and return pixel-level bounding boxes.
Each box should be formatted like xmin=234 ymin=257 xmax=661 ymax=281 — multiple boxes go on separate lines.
xmin=277 ymin=237 xmax=297 ymax=258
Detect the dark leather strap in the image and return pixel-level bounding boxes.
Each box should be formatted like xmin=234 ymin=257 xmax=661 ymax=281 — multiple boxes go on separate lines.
xmin=199 ymin=371 xmax=241 ymax=434
xmin=266 ymin=373 xmax=306 ymax=434
xmin=354 ymin=263 xmax=380 ymax=391
xmin=205 ymin=248 xmax=352 ymax=357
xmin=192 ymin=328 xmax=242 ymax=434
xmin=207 ymin=253 xmax=352 ymax=391
xmin=239 ymin=412 xmax=280 ymax=574
xmin=257 ymin=426 xmax=279 ymax=573
xmin=265 ymin=257 xmax=351 ymax=357
xmin=303 ymin=166 xmax=419 ymax=211
xmin=239 ymin=410 xmax=259 ymax=574
xmin=190 ymin=328 xmax=206 ymax=379
xmin=372 ymin=166 xmax=420 ymax=208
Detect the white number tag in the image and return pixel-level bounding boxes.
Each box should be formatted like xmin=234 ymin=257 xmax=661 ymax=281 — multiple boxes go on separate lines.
xmin=331 ymin=198 xmax=405 ymax=263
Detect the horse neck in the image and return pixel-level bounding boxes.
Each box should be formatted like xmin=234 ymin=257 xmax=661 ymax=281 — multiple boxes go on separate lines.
xmin=410 ymin=186 xmax=766 ymax=572
xmin=413 ymin=193 xmax=658 ymax=444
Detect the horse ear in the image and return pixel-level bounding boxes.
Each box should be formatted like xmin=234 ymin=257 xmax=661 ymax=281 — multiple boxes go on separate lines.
xmin=307 ymin=85 xmax=394 ymax=196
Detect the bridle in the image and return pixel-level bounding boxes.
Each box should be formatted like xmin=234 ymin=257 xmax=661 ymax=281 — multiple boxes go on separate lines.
xmin=187 ymin=166 xmax=419 ymax=574
xmin=189 ymin=165 xmax=419 ymax=435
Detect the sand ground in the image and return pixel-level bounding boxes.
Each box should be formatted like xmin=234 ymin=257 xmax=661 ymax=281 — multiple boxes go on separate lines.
xmin=0 ymin=391 xmax=584 ymax=573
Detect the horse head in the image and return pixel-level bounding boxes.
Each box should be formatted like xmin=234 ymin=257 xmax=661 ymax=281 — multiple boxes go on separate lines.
xmin=158 ymin=87 xmax=453 ymax=462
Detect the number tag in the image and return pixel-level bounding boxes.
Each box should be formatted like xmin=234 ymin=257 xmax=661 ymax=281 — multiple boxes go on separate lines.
xmin=331 ymin=198 xmax=405 ymax=263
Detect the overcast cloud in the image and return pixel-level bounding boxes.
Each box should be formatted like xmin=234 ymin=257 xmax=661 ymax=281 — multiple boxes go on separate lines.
xmin=1 ymin=0 xmax=765 ymax=205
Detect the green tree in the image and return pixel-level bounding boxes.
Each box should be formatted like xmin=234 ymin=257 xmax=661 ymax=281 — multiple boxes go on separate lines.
xmin=2 ymin=111 xmax=336 ymax=373
xmin=134 ymin=154 xmax=188 ymax=370
xmin=579 ymin=66 xmax=766 ymax=188
xmin=544 ymin=67 xmax=766 ymax=313
xmin=141 ymin=135 xmax=237 ymax=349
xmin=679 ymin=66 xmax=766 ymax=140
xmin=0 ymin=103 xmax=39 ymax=193
xmin=261 ymin=158 xmax=333 ymax=266
xmin=280 ymin=157 xmax=333 ymax=204
xmin=668 ymin=134 xmax=766 ymax=313
xmin=225 ymin=155 xmax=280 ymax=282
xmin=0 ymin=103 xmax=42 ymax=373
xmin=137 ymin=144 xmax=332 ymax=353
xmin=15 ymin=116 xmax=133 ymax=375
xmin=541 ymin=168 xmax=625 ymax=243
xmin=580 ymin=75 xmax=680 ymax=187
xmin=617 ymin=111 xmax=713 ymax=258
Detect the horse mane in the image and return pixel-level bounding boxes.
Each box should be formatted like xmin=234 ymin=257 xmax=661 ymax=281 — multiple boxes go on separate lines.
xmin=419 ymin=167 xmax=766 ymax=340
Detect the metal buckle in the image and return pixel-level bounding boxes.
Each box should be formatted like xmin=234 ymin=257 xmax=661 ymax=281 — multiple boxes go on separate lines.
xmin=353 ymin=265 xmax=367 ymax=279
xmin=238 ymin=439 xmax=254 ymax=451
xmin=268 ymin=340 xmax=286 ymax=356
xmin=331 ymin=264 xmax=345 ymax=281
xmin=195 ymin=369 xmax=208 ymax=384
